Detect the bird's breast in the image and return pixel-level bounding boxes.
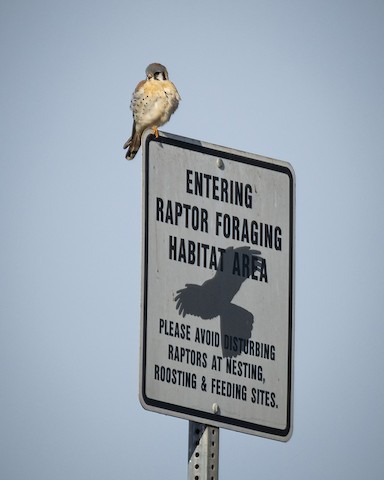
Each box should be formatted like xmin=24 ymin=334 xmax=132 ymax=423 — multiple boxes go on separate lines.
xmin=131 ymin=80 xmax=180 ymax=130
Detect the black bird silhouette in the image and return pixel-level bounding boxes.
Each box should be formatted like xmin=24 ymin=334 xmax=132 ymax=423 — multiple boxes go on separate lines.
xmin=174 ymin=246 xmax=263 ymax=357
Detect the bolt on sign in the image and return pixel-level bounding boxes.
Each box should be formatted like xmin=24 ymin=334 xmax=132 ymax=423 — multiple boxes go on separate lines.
xmin=139 ymin=131 xmax=295 ymax=441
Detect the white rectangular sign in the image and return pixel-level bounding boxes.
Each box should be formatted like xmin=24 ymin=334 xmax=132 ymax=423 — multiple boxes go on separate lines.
xmin=139 ymin=131 xmax=295 ymax=440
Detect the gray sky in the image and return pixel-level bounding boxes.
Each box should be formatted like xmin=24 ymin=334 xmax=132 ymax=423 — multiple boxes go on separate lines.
xmin=1 ymin=0 xmax=384 ymax=478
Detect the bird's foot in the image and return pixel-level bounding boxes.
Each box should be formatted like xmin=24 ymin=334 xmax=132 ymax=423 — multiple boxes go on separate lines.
xmin=152 ymin=126 xmax=159 ymax=138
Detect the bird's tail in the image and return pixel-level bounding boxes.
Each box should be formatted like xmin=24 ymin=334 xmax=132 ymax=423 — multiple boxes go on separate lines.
xmin=220 ymin=304 xmax=254 ymax=358
xmin=123 ymin=123 xmax=141 ymax=160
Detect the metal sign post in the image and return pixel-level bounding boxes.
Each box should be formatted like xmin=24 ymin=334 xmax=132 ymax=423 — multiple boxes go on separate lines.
xmin=188 ymin=422 xmax=219 ymax=480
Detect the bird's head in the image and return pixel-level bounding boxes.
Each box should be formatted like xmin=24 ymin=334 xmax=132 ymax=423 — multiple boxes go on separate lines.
xmin=145 ymin=63 xmax=169 ymax=81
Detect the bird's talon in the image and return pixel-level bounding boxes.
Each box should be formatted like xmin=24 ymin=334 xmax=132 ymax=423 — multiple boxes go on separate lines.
xmin=152 ymin=127 xmax=159 ymax=138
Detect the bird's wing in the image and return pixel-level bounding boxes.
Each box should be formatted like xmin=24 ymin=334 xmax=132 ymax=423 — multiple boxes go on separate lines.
xmin=163 ymin=80 xmax=181 ymax=111
xmin=175 ymin=283 xmax=219 ymax=320
xmin=130 ymin=80 xmax=146 ymax=114
xmin=123 ymin=80 xmax=146 ymax=157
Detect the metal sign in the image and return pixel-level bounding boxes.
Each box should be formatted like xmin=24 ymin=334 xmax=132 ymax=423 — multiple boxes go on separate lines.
xmin=139 ymin=131 xmax=295 ymax=441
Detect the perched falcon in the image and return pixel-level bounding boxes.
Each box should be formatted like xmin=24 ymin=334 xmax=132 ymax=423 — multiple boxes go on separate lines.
xmin=123 ymin=63 xmax=181 ymax=160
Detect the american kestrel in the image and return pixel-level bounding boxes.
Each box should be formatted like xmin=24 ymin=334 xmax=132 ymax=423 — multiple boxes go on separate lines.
xmin=123 ymin=63 xmax=181 ymax=160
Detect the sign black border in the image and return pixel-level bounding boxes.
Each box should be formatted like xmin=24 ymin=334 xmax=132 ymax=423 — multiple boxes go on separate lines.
xmin=141 ymin=133 xmax=294 ymax=439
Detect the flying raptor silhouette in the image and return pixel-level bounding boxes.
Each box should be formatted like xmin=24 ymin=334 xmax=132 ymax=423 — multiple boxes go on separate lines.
xmin=174 ymin=246 xmax=263 ymax=357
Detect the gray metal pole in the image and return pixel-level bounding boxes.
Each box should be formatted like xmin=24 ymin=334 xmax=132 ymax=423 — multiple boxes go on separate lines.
xmin=188 ymin=422 xmax=219 ymax=480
